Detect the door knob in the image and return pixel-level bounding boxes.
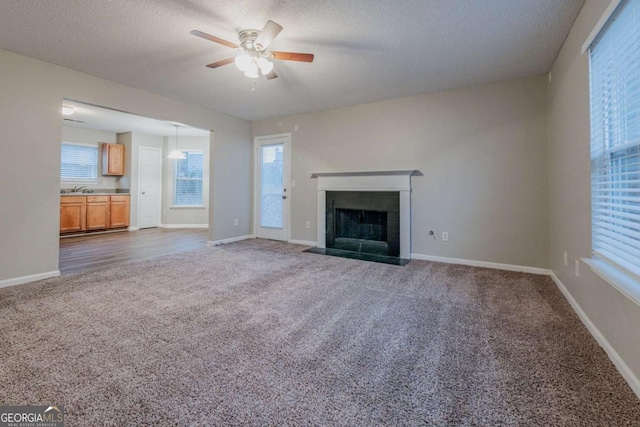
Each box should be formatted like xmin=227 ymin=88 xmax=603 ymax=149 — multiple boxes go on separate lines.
xmin=142 ymin=191 xmax=146 ymax=195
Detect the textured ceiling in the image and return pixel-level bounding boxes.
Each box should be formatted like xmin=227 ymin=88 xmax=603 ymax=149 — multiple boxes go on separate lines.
xmin=0 ymin=0 xmax=585 ymax=121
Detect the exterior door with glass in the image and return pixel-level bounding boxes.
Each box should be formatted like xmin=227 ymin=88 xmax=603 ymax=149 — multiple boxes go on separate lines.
xmin=254 ymin=134 xmax=290 ymax=241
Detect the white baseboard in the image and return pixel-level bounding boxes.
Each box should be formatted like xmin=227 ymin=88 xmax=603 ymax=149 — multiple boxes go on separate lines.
xmin=410 ymin=253 xmax=550 ymax=275
xmin=207 ymin=234 xmax=254 ymax=246
xmin=159 ymin=224 xmax=208 ymax=229
xmin=550 ymin=272 xmax=640 ymax=399
xmin=127 ymin=226 xmax=139 ymax=231
xmin=0 ymin=270 xmax=60 ymax=289
xmin=289 ymin=240 xmax=317 ymax=246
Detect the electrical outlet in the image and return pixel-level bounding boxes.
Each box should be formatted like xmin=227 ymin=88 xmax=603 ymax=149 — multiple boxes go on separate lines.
xmin=574 ymin=259 xmax=580 ymax=277
xmin=564 ymin=251 xmax=568 ymax=267
xmin=442 ymin=232 xmax=449 ymax=242
xmin=305 ymin=221 xmax=311 ymax=229
xmin=234 ymin=219 xmax=238 ymax=226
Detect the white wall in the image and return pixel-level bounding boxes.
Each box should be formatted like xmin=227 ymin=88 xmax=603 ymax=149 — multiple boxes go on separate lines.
xmin=252 ymin=76 xmax=549 ymax=268
xmin=60 ymin=126 xmax=121 ymax=190
xmin=548 ymin=0 xmax=640 ymax=387
xmin=0 ymin=48 xmax=251 ymax=283
xmin=162 ymin=135 xmax=210 ymax=227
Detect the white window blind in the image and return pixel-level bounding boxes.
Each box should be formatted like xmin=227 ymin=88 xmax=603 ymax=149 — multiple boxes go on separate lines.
xmin=173 ymin=151 xmax=203 ymax=206
xmin=589 ymin=0 xmax=640 ymax=279
xmin=60 ymin=143 xmax=98 ymax=181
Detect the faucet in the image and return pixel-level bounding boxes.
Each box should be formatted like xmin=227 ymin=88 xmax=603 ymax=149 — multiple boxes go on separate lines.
xmin=72 ymin=185 xmax=87 ymax=193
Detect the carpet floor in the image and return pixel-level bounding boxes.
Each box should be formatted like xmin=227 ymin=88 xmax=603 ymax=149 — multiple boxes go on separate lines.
xmin=0 ymin=239 xmax=638 ymax=426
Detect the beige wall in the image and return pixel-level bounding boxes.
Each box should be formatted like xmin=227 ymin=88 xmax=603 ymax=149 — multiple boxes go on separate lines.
xmin=211 ymin=128 xmax=253 ymax=239
xmin=253 ymin=76 xmax=549 ymax=268
xmin=0 ymin=48 xmax=251 ymax=283
xmin=548 ymin=0 xmax=640 ymax=383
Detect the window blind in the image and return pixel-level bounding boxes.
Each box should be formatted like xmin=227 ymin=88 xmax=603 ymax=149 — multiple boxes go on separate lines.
xmin=60 ymin=143 xmax=98 ymax=181
xmin=590 ymin=0 xmax=640 ymax=279
xmin=173 ymin=151 xmax=203 ymax=205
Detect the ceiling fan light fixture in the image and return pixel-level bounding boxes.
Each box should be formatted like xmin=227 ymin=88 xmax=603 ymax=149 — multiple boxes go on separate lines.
xmin=244 ymin=64 xmax=260 ymax=79
xmin=257 ymin=57 xmax=274 ymax=75
xmin=235 ymin=53 xmax=253 ymax=72
xmin=62 ymin=105 xmax=74 ymax=116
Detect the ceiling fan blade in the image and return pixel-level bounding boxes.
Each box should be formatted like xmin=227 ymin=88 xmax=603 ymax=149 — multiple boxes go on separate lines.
xmin=264 ymin=70 xmax=278 ymax=80
xmin=206 ymin=57 xmax=235 ymax=68
xmin=255 ymin=20 xmax=283 ymax=50
xmin=190 ymin=30 xmax=239 ymax=49
xmin=271 ymin=51 xmax=314 ymax=62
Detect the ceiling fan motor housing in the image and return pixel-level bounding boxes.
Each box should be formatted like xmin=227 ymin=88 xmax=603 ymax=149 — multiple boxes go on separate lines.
xmin=238 ymin=29 xmax=261 ymax=51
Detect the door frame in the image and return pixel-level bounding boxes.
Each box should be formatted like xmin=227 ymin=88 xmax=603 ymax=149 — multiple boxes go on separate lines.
xmin=137 ymin=145 xmax=163 ymax=229
xmin=253 ymin=133 xmax=291 ymax=241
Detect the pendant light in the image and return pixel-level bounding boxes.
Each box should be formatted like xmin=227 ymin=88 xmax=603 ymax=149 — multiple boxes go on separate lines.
xmin=167 ymin=124 xmax=186 ymax=160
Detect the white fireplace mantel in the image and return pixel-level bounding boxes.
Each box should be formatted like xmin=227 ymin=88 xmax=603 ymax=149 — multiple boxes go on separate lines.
xmin=311 ymin=170 xmax=420 ymax=259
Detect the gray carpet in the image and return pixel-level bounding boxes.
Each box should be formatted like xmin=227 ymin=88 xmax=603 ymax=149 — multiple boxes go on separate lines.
xmin=0 ymin=239 xmax=638 ymax=426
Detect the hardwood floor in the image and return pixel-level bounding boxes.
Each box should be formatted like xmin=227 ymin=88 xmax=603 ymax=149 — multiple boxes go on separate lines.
xmin=59 ymin=228 xmax=209 ymax=275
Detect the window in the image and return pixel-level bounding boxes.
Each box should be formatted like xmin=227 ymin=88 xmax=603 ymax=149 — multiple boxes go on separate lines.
xmin=60 ymin=143 xmax=98 ymax=181
xmin=173 ymin=151 xmax=204 ymax=206
xmin=589 ymin=0 xmax=640 ymax=282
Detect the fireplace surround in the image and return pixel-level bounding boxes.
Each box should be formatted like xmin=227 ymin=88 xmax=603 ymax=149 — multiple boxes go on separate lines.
xmin=311 ymin=170 xmax=419 ymax=261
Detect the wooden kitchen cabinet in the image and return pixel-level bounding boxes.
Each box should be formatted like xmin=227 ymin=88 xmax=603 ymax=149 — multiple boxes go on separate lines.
xmin=60 ymin=194 xmax=129 ymax=234
xmin=60 ymin=196 xmax=86 ymax=233
xmin=101 ymin=143 xmax=125 ymax=176
xmin=109 ymin=195 xmax=130 ymax=228
xmin=86 ymin=196 xmax=110 ymax=230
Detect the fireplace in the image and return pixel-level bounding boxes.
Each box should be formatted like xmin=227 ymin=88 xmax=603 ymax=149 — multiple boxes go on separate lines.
xmin=310 ymin=170 xmax=419 ymax=263
xmin=326 ymin=191 xmax=399 ymax=256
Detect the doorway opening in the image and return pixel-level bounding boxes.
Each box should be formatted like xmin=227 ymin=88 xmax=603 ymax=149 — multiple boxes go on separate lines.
xmin=59 ymin=99 xmax=212 ymax=272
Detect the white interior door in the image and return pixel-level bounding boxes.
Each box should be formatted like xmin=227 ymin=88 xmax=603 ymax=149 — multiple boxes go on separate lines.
xmin=139 ymin=146 xmax=162 ymax=229
xmin=254 ymin=134 xmax=290 ymax=241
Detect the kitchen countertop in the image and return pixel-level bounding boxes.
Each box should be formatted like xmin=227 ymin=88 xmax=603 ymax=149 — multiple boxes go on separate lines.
xmin=60 ymin=192 xmax=129 ymax=196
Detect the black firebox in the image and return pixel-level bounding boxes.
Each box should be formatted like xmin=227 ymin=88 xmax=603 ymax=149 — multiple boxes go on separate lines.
xmin=325 ymin=191 xmax=400 ymax=257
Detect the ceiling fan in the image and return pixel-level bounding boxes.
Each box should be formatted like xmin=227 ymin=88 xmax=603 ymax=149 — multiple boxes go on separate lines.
xmin=191 ymin=20 xmax=314 ymax=80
